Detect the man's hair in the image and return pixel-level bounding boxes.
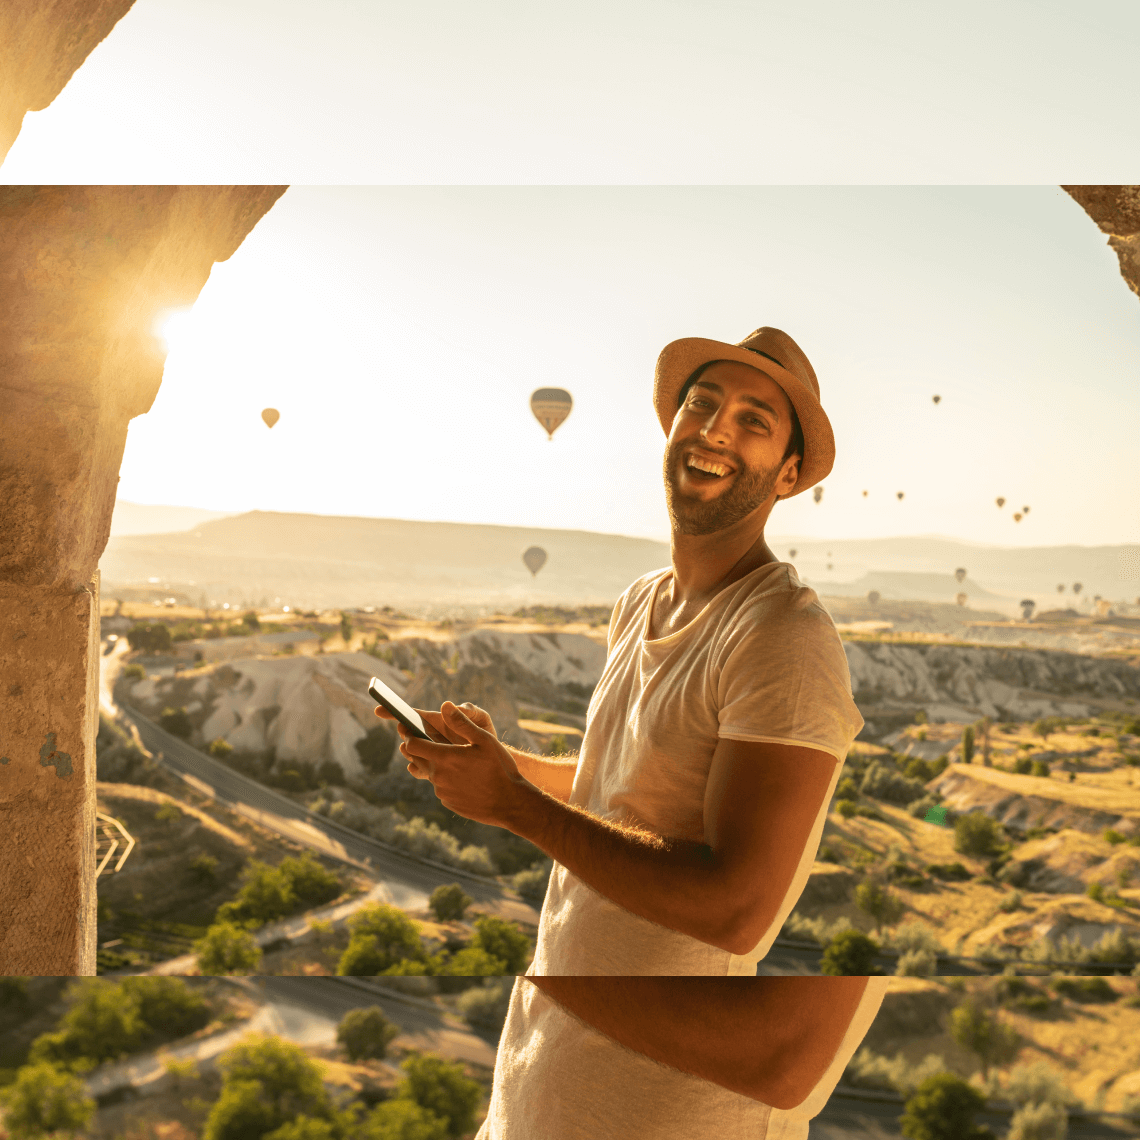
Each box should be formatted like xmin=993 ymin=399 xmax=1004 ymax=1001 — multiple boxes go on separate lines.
xmin=678 ymin=361 xmax=804 ymax=465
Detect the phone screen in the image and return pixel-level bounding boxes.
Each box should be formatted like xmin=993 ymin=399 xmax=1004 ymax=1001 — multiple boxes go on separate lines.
xmin=367 ymin=677 xmax=433 ymax=741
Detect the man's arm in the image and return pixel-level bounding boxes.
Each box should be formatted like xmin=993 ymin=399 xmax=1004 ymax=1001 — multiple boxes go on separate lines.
xmin=506 ymin=747 xmax=577 ymax=804
xmin=507 ymin=737 xmax=838 ymax=955
xmin=526 ymin=977 xmax=872 ymax=1111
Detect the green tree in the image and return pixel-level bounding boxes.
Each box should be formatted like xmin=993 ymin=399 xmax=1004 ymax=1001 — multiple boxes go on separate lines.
xmin=395 ymin=1053 xmax=482 ymax=1139
xmin=242 ymin=610 xmax=262 ymax=633
xmin=470 ymin=915 xmax=530 ymax=974
xmin=126 ymin=621 xmax=173 ymax=654
xmin=899 ymin=1072 xmax=996 ymax=1140
xmin=439 ymin=947 xmax=507 ymax=980
xmin=820 ymin=929 xmax=882 ymax=975
xmin=208 ymin=737 xmax=235 ymax=759
xmin=279 ymin=851 xmax=343 ymax=910
xmin=159 ymin=706 xmax=194 ymax=739
xmin=0 ymin=1062 xmax=95 ymax=1139
xmin=357 ymin=1099 xmax=449 ymax=1140
xmin=337 ymin=1007 xmax=401 ymax=1062
xmin=121 ymin=976 xmax=210 ymax=1039
xmin=337 ymin=904 xmax=427 ymax=976
xmin=194 ymin=922 xmax=264 ymax=975
xmin=949 ymin=997 xmax=1021 ymax=1082
xmin=962 ymin=725 xmax=975 ymax=764
xmin=28 ymin=979 xmax=145 ymax=1072
xmin=204 ymin=1036 xmax=338 ymax=1140
xmin=0 ymin=976 xmax=29 ymax=1011
xmin=217 ymin=860 xmax=297 ymax=928
xmin=265 ymin=1118 xmax=340 ymax=1140
xmin=429 ymin=884 xmax=473 ymax=923
xmin=340 ymin=611 xmax=353 ymax=643
xmin=854 ymin=878 xmax=907 ymax=934
xmin=356 ymin=724 xmax=397 ymax=775
xmin=954 ymin=811 xmax=1006 ymax=859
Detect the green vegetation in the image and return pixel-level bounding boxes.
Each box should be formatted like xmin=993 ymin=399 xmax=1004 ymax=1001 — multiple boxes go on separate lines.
xmin=455 ymin=981 xmax=513 ymax=1035
xmin=355 ymin=724 xmax=398 ymax=775
xmin=194 ymin=922 xmax=264 ymax=975
xmin=511 ymin=860 xmax=553 ymax=907
xmin=126 ymin=621 xmax=173 ymax=654
xmin=394 ymin=1053 xmax=482 ymax=1139
xmin=159 ymin=705 xmax=193 ymax=739
xmin=336 ymin=1007 xmax=401 ymax=1062
xmin=949 ymin=997 xmax=1020 ymax=1081
xmin=122 ymin=662 xmax=146 ymax=680
xmin=208 ymin=737 xmax=235 ymax=759
xmin=155 ymin=800 xmax=182 ymax=823
xmin=836 ymin=798 xmax=858 ymax=818
xmin=899 ymin=1072 xmax=996 ymax=1140
xmin=953 ymin=811 xmax=1008 ymax=859
xmin=510 ymin=604 xmax=613 ymax=626
xmin=854 ymin=878 xmax=906 ymax=932
xmin=820 ymin=929 xmax=882 ymax=975
xmin=340 ymin=611 xmax=353 ymax=642
xmin=429 ymin=884 xmax=472 ymax=922
xmin=27 ymin=977 xmax=210 ymax=1073
xmin=338 ymin=904 xmax=432 ymax=977
xmin=859 ymin=760 xmax=928 ymax=805
xmin=924 ymin=861 xmax=971 ymax=881
xmin=962 ymin=725 xmax=975 ymax=764
xmin=242 ymin=610 xmax=262 ymax=633
xmin=216 ymin=851 xmax=343 ymax=930
xmin=0 ymin=1062 xmax=95 ymax=1139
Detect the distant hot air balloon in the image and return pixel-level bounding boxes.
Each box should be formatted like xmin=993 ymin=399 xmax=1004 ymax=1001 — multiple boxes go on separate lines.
xmin=896 ymin=492 xmax=905 ymax=501
xmin=530 ymin=388 xmax=573 ymax=440
xmin=996 ymin=497 xmax=1005 ymax=508
xmin=867 ymin=590 xmax=881 ymax=605
xmin=1022 ymin=506 xmax=1030 ymax=514
xmin=522 ymin=546 xmax=547 ymax=576
xmin=1013 ymin=512 xmax=1023 ymax=522
xmin=261 ymin=408 xmax=279 ymax=429
xmin=813 ymin=487 xmax=824 ymax=504
xmin=956 ymin=593 xmax=968 ymax=606
xmin=1073 ymin=582 xmax=1082 ymax=595
xmin=827 ymin=563 xmax=833 ymax=571
xmin=1020 ymin=599 xmax=1036 ymax=621
xmin=1057 ymin=584 xmax=1065 ymax=593
xmin=788 ymin=549 xmax=797 ymax=560
xmin=862 ymin=490 xmax=868 ymax=497
xmin=932 ymin=395 xmax=941 ymax=405
xmin=954 ymin=567 xmax=967 ymax=584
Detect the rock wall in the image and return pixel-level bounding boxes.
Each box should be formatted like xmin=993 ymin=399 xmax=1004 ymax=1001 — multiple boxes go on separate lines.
xmin=0 ymin=187 xmax=285 ymax=974
xmin=1 ymin=1 xmax=138 ymax=162
xmin=1063 ymin=185 xmax=1140 ymax=303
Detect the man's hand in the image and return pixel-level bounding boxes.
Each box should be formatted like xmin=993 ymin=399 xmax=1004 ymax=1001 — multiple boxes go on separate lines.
xmin=377 ymin=701 xmax=533 ymax=829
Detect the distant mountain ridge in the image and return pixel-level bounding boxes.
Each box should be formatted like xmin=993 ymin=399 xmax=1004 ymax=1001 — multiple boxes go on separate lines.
xmin=99 ymin=509 xmax=1139 ymax=615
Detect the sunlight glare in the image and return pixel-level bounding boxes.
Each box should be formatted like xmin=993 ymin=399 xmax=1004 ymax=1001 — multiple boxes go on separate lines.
xmin=154 ymin=308 xmax=197 ymax=353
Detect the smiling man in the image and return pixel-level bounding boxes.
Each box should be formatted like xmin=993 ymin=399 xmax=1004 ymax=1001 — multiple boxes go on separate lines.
xmin=384 ymin=326 xmax=863 ymax=974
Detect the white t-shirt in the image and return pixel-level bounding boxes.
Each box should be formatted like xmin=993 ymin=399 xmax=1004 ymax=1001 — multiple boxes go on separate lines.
xmin=474 ymin=976 xmax=894 ymax=1140
xmin=530 ymin=562 xmax=863 ymax=976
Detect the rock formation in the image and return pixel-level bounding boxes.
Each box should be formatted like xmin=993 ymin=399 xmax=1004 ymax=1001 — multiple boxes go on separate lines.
xmin=1063 ymin=185 xmax=1140 ymax=303
xmin=1 ymin=1 xmax=138 ymax=163
xmin=0 ymin=186 xmax=285 ymax=974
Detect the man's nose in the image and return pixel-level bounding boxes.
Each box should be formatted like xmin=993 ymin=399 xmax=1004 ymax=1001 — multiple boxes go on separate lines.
xmin=699 ymin=408 xmax=732 ymax=446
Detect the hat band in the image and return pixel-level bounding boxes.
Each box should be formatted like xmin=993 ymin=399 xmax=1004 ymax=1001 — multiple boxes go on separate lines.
xmin=742 ymin=346 xmax=786 ymax=369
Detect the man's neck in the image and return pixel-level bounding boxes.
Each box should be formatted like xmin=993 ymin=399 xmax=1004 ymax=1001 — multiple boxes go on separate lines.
xmin=663 ymin=521 xmax=777 ymax=617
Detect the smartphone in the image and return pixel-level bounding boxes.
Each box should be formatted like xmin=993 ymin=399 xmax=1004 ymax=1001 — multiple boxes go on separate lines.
xmin=367 ymin=677 xmax=435 ymax=742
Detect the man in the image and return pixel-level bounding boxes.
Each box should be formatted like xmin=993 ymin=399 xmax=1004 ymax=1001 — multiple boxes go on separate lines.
xmin=380 ymin=326 xmax=864 ymax=975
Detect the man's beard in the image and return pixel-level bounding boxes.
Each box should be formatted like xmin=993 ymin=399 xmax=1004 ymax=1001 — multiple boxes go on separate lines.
xmin=663 ymin=439 xmax=782 ymax=536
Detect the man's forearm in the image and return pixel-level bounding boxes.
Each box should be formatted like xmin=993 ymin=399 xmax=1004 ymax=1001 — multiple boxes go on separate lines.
xmin=505 ymin=781 xmax=739 ymax=952
xmin=527 ymin=977 xmax=872 ymax=1110
xmin=504 ymin=747 xmax=577 ymax=803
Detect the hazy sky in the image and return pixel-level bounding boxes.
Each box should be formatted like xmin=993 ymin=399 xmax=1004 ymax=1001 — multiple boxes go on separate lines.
xmin=116 ymin=186 xmax=1138 ymax=547
xmin=4 ymin=0 xmax=1140 ymax=182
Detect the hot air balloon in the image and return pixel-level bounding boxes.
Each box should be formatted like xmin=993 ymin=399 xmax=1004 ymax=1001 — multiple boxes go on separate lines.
xmin=1022 ymin=506 xmax=1030 ymax=514
xmin=1013 ymin=512 xmax=1022 ymax=522
xmin=1057 ymin=584 xmax=1065 ymax=593
xmin=261 ymin=408 xmax=279 ymax=429
xmin=867 ymin=590 xmax=880 ymax=605
xmin=932 ymin=395 xmax=941 ymax=405
xmin=956 ymin=593 xmax=968 ymax=606
xmin=813 ymin=487 xmax=824 ymax=504
xmin=862 ymin=490 xmax=868 ymax=497
xmin=896 ymin=492 xmax=905 ymax=501
xmin=827 ymin=563 xmax=833 ymax=571
xmin=1020 ymin=599 xmax=1036 ymax=621
xmin=954 ymin=568 xmax=967 ymax=584
xmin=530 ymin=388 xmax=573 ymax=440
xmin=522 ymin=546 xmax=547 ymax=576
xmin=996 ymin=497 xmax=1005 ymax=508
xmin=788 ymin=549 xmax=797 ymax=560
xmin=1073 ymin=582 xmax=1082 ymax=595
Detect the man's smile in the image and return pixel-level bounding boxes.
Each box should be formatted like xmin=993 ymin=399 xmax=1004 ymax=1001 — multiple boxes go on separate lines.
xmin=683 ymin=450 xmax=735 ymax=481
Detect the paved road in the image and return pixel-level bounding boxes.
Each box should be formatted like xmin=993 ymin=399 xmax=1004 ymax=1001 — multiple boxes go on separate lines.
xmin=119 ymin=705 xmax=539 ymax=929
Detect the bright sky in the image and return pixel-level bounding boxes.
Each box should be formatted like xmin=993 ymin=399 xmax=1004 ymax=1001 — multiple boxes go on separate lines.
xmin=114 ymin=186 xmax=1138 ymax=547
xmin=3 ymin=0 xmax=1140 ymax=182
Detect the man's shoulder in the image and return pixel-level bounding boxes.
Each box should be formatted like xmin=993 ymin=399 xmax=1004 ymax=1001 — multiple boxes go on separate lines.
xmin=729 ymin=563 xmax=836 ymax=630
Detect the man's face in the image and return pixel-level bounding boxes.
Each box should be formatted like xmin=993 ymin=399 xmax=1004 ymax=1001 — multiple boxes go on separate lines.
xmin=662 ymin=359 xmax=799 ymax=537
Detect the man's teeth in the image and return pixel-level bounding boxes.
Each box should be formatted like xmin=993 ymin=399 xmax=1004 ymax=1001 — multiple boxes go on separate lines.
xmin=687 ymin=457 xmax=730 ymax=476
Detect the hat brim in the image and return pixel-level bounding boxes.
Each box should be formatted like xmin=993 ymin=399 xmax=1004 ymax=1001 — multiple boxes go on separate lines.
xmin=653 ymin=337 xmax=835 ymax=497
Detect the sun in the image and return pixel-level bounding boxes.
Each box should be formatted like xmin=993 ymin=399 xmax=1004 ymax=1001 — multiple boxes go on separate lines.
xmin=153 ymin=307 xmax=197 ymax=352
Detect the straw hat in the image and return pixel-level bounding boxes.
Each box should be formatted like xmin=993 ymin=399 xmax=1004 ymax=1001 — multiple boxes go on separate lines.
xmin=653 ymin=327 xmax=834 ymax=497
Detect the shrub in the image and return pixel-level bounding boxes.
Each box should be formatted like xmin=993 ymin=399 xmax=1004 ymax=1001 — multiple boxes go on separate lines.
xmin=126 ymin=621 xmax=173 ymax=654
xmin=836 ymin=775 xmax=859 ymax=799
xmin=836 ymin=798 xmax=858 ymax=818
xmin=1050 ymin=976 xmax=1117 ymax=1002
xmin=1105 ymin=828 xmax=1126 ymax=845
xmin=337 ymin=1007 xmax=401 ymax=1062
xmin=356 ymin=724 xmax=398 ymax=774
xmin=155 ymin=800 xmax=182 ymax=823
xmin=470 ymin=915 xmax=530 ymax=975
xmin=962 ymin=725 xmax=975 ymax=764
xmin=159 ymin=706 xmax=193 ymax=739
xmin=429 ymin=883 xmax=473 ymax=922
xmin=897 ymin=947 xmax=938 ymax=976
xmin=998 ymin=890 xmax=1023 ymax=912
xmin=436 ymin=947 xmax=509 ymax=990
xmin=265 ymin=1118 xmax=341 ymax=1140
xmin=317 ymin=759 xmax=346 ymax=785
xmin=0 ymin=1062 xmax=96 ymax=1138
xmin=899 ymin=1072 xmax=996 ymax=1140
xmin=190 ymin=853 xmax=220 ymax=883
xmin=208 ymin=737 xmax=235 ymax=759
xmin=280 ymin=851 xmax=342 ymax=910
xmin=394 ymin=1053 xmax=482 ymax=1139
xmin=949 ymin=998 xmax=1020 ymax=1081
xmin=216 ymin=851 xmax=340 ymax=929
xmin=358 ymin=1098 xmax=449 ymax=1140
xmin=1004 ymin=1059 xmax=1080 ymax=1112
xmin=120 ymin=976 xmax=210 ymax=1039
xmin=954 ymin=811 xmax=1007 ymax=858
xmin=820 ymin=929 xmax=882 ymax=975
xmin=860 ymin=761 xmax=929 ymax=805
xmin=241 ymin=610 xmax=261 ymax=633
xmin=1006 ymin=1100 xmax=1068 ymax=1140
xmin=122 ymin=662 xmax=147 ymax=680
xmin=194 ymin=922 xmax=263 ymax=975
xmin=511 ymin=860 xmax=553 ymax=907
xmin=1014 ymin=757 xmax=1034 ymax=775
xmin=0 ymin=976 xmax=29 ymax=1010
xmin=845 ymin=1047 xmax=949 ymax=1097
xmin=28 ymin=979 xmax=146 ymax=1071
xmin=390 ymin=816 xmax=495 ymax=876
xmin=337 ymin=904 xmax=427 ymax=976
xmin=456 ymin=980 xmax=513 ymax=1034
xmin=1030 ymin=760 xmax=1051 ymax=778
xmin=855 ymin=878 xmax=906 ymax=932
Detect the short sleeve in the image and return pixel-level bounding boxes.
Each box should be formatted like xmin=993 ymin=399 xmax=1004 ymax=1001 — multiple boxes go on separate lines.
xmin=714 ymin=595 xmax=863 ymax=763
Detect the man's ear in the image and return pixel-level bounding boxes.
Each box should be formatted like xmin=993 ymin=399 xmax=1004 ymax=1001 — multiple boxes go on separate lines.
xmin=777 ymin=455 xmax=801 ymax=498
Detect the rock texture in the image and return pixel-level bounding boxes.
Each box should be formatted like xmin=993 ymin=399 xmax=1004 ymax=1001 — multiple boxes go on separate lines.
xmin=1 ymin=1 xmax=138 ymax=163
xmin=1063 ymin=185 xmax=1140 ymax=304
xmin=0 ymin=187 xmax=285 ymax=974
